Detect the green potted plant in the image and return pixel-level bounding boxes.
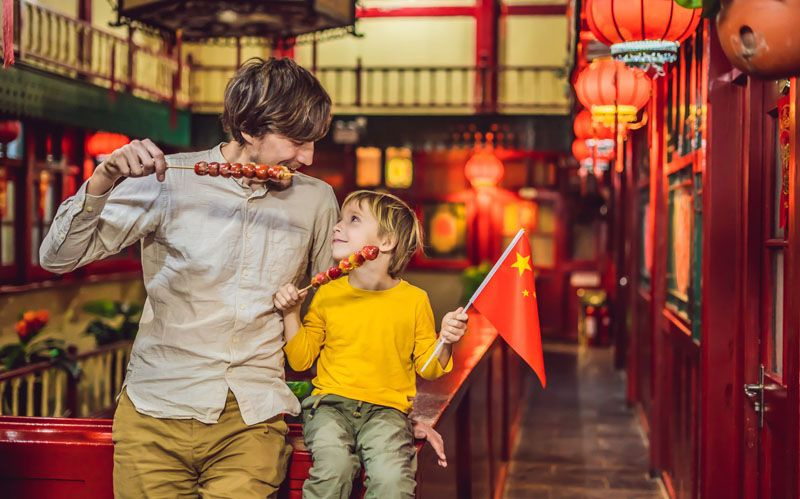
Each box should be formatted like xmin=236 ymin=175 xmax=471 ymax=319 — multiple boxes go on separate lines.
xmin=1 ymin=310 xmax=78 ymax=374
xmin=83 ymin=300 xmax=142 ymax=346
xmin=1 ymin=309 xmax=81 ymax=415
xmin=460 ymin=261 xmax=492 ymax=303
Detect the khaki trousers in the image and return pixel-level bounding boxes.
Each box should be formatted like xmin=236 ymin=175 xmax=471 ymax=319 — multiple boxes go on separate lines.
xmin=112 ymin=389 xmax=292 ymax=498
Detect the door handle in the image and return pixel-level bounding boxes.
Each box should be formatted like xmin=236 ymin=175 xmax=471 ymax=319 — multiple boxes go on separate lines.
xmin=743 ymin=364 xmax=766 ymax=428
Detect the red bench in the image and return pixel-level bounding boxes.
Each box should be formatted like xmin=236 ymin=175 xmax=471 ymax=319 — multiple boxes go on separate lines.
xmin=0 ymin=316 xmax=523 ymax=498
xmin=0 ymin=415 xmax=417 ymax=498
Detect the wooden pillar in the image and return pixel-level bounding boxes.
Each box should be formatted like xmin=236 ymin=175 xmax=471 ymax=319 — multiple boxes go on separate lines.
xmin=648 ymin=73 xmax=668 ymax=478
xmin=699 ymin=22 xmax=745 ymax=498
xmin=475 ymin=0 xmax=498 ymax=113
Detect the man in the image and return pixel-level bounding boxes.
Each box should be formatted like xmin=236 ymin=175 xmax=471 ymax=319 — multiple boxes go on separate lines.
xmin=40 ymin=57 xmax=446 ymax=498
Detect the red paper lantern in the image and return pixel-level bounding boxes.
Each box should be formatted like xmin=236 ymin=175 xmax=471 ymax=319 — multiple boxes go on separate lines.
xmin=586 ymin=0 xmax=701 ymax=74
xmin=573 ymin=109 xmax=614 ymax=140
xmin=572 ymin=139 xmax=614 ymax=162
xmin=572 ymin=139 xmax=591 ymax=162
xmin=0 ymin=121 xmax=20 ymax=145
xmin=464 ymin=149 xmax=504 ymax=188
xmin=86 ymin=132 xmax=130 ymax=157
xmin=574 ymin=58 xmax=652 ymax=127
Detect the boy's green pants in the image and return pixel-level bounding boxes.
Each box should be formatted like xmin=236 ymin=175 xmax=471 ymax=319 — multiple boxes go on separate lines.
xmin=301 ymin=394 xmax=417 ymax=499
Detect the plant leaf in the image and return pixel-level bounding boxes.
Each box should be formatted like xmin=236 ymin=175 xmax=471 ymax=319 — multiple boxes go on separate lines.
xmin=82 ymin=300 xmax=119 ymax=318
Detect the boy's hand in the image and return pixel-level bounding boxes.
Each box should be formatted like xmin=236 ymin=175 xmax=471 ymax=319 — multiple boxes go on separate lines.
xmin=411 ymin=419 xmax=447 ymax=467
xmin=273 ymin=283 xmax=308 ymax=315
xmin=440 ymin=307 xmax=468 ymax=344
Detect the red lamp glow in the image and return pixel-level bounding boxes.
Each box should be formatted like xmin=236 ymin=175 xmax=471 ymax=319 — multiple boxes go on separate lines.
xmin=0 ymin=121 xmax=20 ymax=145
xmin=86 ymin=132 xmax=130 ymax=158
xmin=464 ymin=149 xmax=504 ymax=188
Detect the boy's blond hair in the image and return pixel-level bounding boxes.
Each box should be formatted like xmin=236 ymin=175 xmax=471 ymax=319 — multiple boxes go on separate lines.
xmin=342 ymin=190 xmax=423 ymax=278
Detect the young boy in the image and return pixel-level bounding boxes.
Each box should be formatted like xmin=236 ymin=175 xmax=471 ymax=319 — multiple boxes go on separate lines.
xmin=274 ymin=190 xmax=469 ymax=498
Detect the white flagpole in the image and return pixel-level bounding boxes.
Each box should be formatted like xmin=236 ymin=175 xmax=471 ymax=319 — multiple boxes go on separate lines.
xmin=419 ymin=229 xmax=527 ymax=374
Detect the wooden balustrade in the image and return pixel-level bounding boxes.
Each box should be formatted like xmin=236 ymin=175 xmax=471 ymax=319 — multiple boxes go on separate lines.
xmin=0 ymin=341 xmax=132 ymax=418
xmin=190 ymin=61 xmax=568 ymax=114
xmin=1 ymin=0 xmax=182 ymax=105
xmin=1 ymin=2 xmax=566 ymax=114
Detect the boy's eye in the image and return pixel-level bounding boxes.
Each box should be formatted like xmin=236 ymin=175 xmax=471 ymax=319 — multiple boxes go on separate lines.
xmin=350 ymin=215 xmax=359 ymax=223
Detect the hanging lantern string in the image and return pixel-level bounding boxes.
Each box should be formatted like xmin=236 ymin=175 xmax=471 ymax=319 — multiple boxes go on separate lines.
xmin=614 ymin=68 xmax=623 ymax=174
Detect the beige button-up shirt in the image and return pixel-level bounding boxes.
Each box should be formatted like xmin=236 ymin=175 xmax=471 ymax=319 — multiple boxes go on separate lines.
xmin=40 ymin=145 xmax=338 ymax=425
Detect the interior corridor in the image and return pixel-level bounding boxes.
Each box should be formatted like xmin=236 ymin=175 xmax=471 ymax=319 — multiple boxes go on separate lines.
xmin=503 ymin=345 xmax=666 ymax=499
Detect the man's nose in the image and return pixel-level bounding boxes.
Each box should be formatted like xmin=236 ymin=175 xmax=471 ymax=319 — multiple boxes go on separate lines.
xmin=296 ymin=142 xmax=314 ymax=166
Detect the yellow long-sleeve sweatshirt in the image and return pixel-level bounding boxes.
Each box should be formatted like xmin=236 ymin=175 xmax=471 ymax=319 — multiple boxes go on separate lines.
xmin=283 ymin=277 xmax=453 ymax=413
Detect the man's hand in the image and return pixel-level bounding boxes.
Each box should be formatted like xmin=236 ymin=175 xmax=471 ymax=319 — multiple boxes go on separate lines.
xmin=89 ymin=139 xmax=167 ymax=195
xmin=411 ymin=419 xmax=447 ymax=467
xmin=274 ymin=283 xmax=308 ymax=315
xmin=439 ymin=307 xmax=468 ymax=345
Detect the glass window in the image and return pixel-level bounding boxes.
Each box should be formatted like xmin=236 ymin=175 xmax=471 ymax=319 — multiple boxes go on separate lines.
xmin=355 ymin=147 xmax=381 ymax=187
xmin=768 ymin=97 xmax=790 ymax=375
xmin=0 ymin=170 xmax=15 ymax=265
xmin=385 ymin=147 xmax=413 ymax=189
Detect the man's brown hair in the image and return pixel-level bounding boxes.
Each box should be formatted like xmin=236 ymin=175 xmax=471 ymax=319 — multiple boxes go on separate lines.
xmin=342 ymin=190 xmax=424 ymax=278
xmin=221 ymin=57 xmax=332 ymax=144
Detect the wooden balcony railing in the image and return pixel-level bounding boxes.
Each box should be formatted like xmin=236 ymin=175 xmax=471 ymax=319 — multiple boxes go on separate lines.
xmin=0 ymin=341 xmax=132 ymax=418
xmin=1 ymin=1 xmax=567 ymax=115
xmin=190 ymin=60 xmax=569 ymax=115
xmin=1 ymin=0 xmax=187 ymax=105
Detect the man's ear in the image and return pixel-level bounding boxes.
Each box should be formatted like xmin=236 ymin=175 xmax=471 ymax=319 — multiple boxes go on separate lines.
xmin=240 ymin=131 xmax=255 ymax=145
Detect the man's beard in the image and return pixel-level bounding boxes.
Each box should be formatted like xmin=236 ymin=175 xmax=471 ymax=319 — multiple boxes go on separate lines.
xmin=268 ymin=160 xmax=302 ymax=190
xmin=267 ymin=176 xmax=293 ymax=190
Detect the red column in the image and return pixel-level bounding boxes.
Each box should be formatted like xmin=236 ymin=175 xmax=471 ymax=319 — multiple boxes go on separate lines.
xmin=273 ymin=37 xmax=296 ymax=59
xmin=475 ymin=0 xmax=498 ymax=113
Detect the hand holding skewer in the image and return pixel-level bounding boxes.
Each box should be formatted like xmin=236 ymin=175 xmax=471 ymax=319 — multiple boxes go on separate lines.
xmin=298 ymin=246 xmax=380 ymax=293
xmin=273 ymin=246 xmax=381 ymax=315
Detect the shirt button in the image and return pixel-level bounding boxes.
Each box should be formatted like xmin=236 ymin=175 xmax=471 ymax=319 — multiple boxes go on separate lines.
xmin=246 ymin=233 xmax=253 ymax=240
xmin=240 ymin=305 xmax=246 ymax=311
xmin=85 ymin=206 xmax=94 ymax=213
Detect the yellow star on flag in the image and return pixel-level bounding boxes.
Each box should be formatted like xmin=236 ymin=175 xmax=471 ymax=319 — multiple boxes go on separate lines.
xmin=510 ymin=252 xmax=532 ymax=276
xmin=522 ymin=289 xmax=530 ymax=297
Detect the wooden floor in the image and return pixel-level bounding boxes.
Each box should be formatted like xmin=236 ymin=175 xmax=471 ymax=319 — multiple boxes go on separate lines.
xmin=503 ymin=344 xmax=666 ymax=499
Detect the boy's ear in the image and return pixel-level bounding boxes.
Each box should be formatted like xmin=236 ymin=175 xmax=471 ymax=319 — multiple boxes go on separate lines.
xmin=378 ymin=233 xmax=397 ymax=253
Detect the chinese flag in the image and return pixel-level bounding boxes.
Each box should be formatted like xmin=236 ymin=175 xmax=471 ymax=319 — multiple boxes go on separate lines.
xmin=472 ymin=231 xmax=546 ymax=388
